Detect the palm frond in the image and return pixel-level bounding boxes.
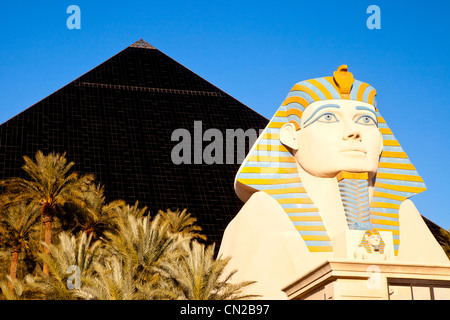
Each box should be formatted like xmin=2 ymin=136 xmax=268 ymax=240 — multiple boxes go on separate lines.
xmin=158 ymin=241 xmax=258 ymax=300
xmin=157 ymin=208 xmax=207 ymax=241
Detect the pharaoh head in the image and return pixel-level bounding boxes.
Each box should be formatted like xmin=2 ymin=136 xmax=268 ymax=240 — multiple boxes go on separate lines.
xmin=278 ymin=66 xmax=383 ymax=178
xmin=235 ymin=65 xmax=426 ymax=255
xmin=360 ymin=230 xmax=385 ymax=254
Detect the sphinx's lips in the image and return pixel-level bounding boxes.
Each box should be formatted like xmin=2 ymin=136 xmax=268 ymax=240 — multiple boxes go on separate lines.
xmin=340 ymin=149 xmax=367 ymax=155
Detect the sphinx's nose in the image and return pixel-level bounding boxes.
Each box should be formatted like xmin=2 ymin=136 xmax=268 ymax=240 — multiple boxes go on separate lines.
xmin=343 ymin=120 xmax=362 ymax=142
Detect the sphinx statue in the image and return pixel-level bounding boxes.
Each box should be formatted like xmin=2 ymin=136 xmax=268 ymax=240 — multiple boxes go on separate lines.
xmin=218 ymin=66 xmax=450 ymax=299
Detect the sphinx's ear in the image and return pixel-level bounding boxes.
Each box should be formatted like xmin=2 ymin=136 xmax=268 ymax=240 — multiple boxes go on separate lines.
xmin=280 ymin=122 xmax=299 ymax=150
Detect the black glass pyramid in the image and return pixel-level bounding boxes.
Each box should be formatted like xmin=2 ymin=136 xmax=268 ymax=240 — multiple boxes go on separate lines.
xmin=0 ymin=39 xmax=269 ymax=247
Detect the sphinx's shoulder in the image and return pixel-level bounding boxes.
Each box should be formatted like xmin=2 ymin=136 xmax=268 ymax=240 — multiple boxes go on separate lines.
xmin=234 ymin=191 xmax=287 ymax=223
xmin=220 ymin=190 xmax=300 ymax=251
xmin=398 ymin=199 xmax=450 ymax=264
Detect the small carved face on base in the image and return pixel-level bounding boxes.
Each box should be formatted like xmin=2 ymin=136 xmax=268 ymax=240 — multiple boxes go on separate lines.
xmin=280 ymin=99 xmax=383 ymax=178
xmin=366 ymin=234 xmax=381 ymax=247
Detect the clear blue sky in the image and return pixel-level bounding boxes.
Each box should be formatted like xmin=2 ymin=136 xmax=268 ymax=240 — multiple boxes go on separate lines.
xmin=0 ymin=1 xmax=449 ymax=229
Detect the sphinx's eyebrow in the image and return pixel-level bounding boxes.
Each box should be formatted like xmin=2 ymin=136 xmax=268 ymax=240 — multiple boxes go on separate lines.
xmin=356 ymin=106 xmax=377 ymax=117
xmin=302 ymin=104 xmax=340 ymax=127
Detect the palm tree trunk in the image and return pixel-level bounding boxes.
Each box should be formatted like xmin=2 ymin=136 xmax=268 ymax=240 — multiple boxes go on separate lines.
xmin=41 ymin=202 xmax=55 ymax=276
xmin=9 ymin=249 xmax=20 ymax=289
xmin=42 ymin=220 xmax=52 ymax=275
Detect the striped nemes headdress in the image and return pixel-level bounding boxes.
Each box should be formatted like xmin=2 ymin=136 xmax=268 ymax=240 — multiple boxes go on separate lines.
xmin=235 ymin=65 xmax=426 ymax=255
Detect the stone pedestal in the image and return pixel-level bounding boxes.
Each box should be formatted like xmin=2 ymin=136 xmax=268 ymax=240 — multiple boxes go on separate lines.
xmin=282 ymin=259 xmax=450 ymax=300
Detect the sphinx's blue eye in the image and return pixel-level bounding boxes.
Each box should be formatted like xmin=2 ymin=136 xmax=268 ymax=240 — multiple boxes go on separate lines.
xmin=355 ymin=114 xmax=377 ymax=126
xmin=317 ymin=113 xmax=338 ymax=123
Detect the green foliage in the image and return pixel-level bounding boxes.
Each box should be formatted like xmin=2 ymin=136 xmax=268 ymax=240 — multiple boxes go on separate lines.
xmin=0 ymin=151 xmax=95 ymax=213
xmin=158 ymin=241 xmax=257 ymax=300
xmin=0 ymin=204 xmax=40 ymax=253
xmin=63 ymin=183 xmax=126 ymax=241
xmin=0 ymin=151 xmax=256 ymax=300
xmin=157 ymin=208 xmax=207 ymax=242
xmin=75 ymin=255 xmax=136 ymax=300
xmin=25 ymin=231 xmax=103 ymax=300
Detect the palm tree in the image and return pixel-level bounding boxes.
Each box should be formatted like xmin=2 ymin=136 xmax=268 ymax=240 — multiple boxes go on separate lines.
xmin=67 ymin=183 xmax=125 ymax=241
xmin=27 ymin=231 xmax=103 ymax=299
xmin=0 ymin=276 xmax=26 ymax=299
xmin=158 ymin=241 xmax=257 ymax=300
xmin=0 ymin=151 xmax=95 ymax=275
xmin=0 ymin=274 xmax=43 ymax=300
xmin=111 ymin=200 xmax=147 ymax=223
xmin=157 ymin=208 xmax=207 ymax=242
xmin=0 ymin=204 xmax=39 ymax=288
xmin=75 ymin=255 xmax=136 ymax=300
xmin=105 ymin=212 xmax=180 ymax=286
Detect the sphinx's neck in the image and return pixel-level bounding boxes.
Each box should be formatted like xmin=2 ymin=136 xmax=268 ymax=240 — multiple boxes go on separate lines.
xmin=295 ymin=164 xmax=375 ymax=237
xmin=336 ymin=171 xmax=373 ymax=230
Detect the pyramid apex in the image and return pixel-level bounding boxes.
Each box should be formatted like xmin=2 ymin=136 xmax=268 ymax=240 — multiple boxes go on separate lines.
xmin=130 ymin=39 xmax=156 ymax=49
